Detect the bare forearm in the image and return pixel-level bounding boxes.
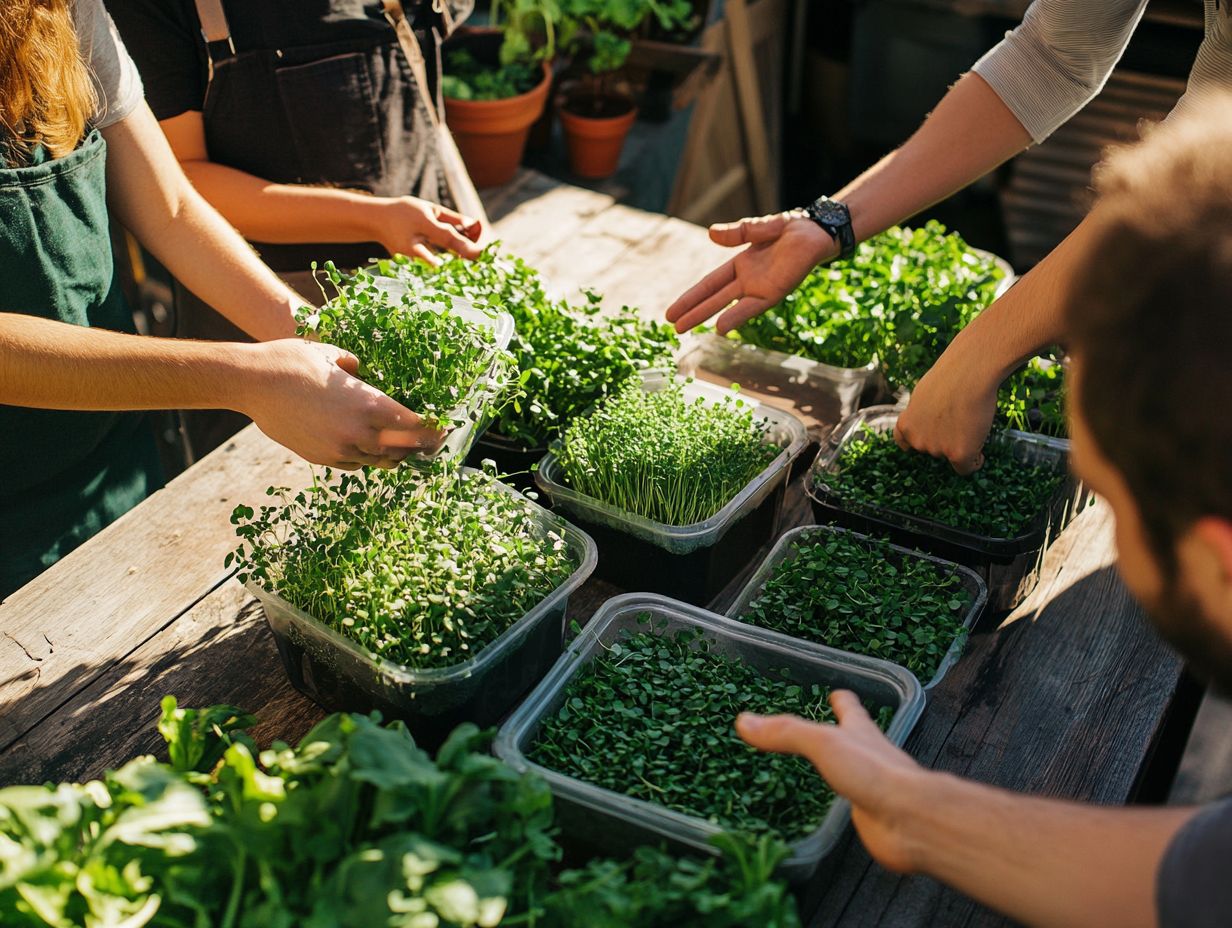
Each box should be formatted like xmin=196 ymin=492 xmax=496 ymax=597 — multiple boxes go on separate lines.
xmin=180 ymin=160 xmax=386 ymax=246
xmin=101 ymin=107 xmax=302 ymax=342
xmin=902 ymin=771 xmax=1194 ymax=928
xmin=835 ymin=72 xmax=1032 ymax=243
xmin=0 ymin=314 xmax=254 ymax=412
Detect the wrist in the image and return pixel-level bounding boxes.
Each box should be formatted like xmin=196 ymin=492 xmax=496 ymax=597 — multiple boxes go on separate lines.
xmin=795 ymin=215 xmax=841 ymax=266
xmin=224 ymin=342 xmax=276 ymax=418
xmin=881 ymin=766 xmax=954 ymax=875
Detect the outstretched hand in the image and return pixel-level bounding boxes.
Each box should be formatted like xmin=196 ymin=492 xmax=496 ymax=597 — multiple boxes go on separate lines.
xmin=665 ymin=211 xmax=837 ymax=335
xmin=737 ymin=690 xmax=926 ymax=874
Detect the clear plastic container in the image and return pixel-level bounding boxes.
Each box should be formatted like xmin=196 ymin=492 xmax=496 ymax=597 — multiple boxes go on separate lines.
xmin=533 ymin=372 xmax=809 ymax=605
xmin=494 ymin=593 xmax=925 ymax=885
xmin=806 ymin=406 xmax=1085 ymax=611
xmin=247 ymin=472 xmax=596 ymax=749
xmin=725 ymin=524 xmax=988 ymax=690
xmin=365 ymin=276 xmax=516 ymax=466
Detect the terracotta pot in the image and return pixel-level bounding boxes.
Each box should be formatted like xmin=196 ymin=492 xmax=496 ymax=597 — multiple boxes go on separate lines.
xmin=444 ymin=61 xmax=552 ymax=188
xmin=559 ymin=97 xmax=638 ymax=180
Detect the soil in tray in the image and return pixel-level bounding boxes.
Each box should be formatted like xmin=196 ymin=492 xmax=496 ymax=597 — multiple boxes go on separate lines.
xmin=528 ymin=616 xmax=895 ymax=842
xmin=735 ymin=531 xmax=974 ymax=682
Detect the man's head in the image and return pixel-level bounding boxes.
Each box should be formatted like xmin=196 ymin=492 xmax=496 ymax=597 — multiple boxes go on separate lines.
xmin=1064 ymin=93 xmax=1232 ymax=692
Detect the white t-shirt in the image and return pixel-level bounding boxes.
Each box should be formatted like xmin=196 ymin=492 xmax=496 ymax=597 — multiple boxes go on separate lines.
xmin=72 ymin=0 xmax=145 ymax=129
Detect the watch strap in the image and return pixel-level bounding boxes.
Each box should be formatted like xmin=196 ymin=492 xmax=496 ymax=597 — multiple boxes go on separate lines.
xmin=803 ymin=197 xmax=856 ymax=260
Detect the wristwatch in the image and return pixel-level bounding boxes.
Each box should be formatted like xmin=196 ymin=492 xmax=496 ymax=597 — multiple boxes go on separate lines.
xmin=802 ymin=196 xmax=856 ymax=260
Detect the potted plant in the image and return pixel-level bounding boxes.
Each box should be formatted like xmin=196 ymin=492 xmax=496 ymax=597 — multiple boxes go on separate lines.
xmin=442 ymin=0 xmax=561 ymax=187
xmin=556 ymin=0 xmax=694 ymax=178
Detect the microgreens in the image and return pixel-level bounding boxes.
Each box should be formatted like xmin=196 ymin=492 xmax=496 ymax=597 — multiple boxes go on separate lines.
xmin=820 ymin=426 xmax=1067 ymax=538
xmin=738 ymin=531 xmax=972 ymax=679
xmin=996 ymin=353 xmax=1067 ymax=437
xmin=556 ymin=379 xmax=780 ymax=525
xmin=377 ymin=247 xmax=678 ymax=448
xmin=529 ymin=616 xmax=893 ymax=841
xmin=299 ymin=262 xmax=516 ymax=431
xmin=228 ymin=465 xmax=576 ymax=670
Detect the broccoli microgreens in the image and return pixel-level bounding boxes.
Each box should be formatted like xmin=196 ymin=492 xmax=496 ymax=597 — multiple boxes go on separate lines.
xmin=820 ymin=426 xmax=1067 ymax=538
xmin=376 ymin=247 xmax=678 ymax=448
xmin=738 ymin=532 xmax=972 ymax=680
xmin=556 ymin=379 xmax=780 ymax=525
xmin=228 ymin=464 xmax=576 ymax=670
xmin=298 ymin=262 xmax=516 ymax=431
xmin=529 ymin=616 xmax=894 ymax=841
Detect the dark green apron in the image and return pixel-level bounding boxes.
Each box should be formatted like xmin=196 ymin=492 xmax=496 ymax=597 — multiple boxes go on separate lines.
xmin=0 ymin=130 xmax=163 ymax=598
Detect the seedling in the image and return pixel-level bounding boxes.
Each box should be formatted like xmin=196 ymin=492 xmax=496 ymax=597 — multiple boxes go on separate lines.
xmin=738 ymin=532 xmax=972 ymax=679
xmin=556 ymin=379 xmax=780 ymax=525
xmin=529 ymin=616 xmax=892 ymax=841
xmin=299 ymin=263 xmax=516 ymax=431
xmin=228 ymin=465 xmax=576 ymax=670
xmin=996 ymin=354 xmax=1067 ymax=437
xmin=377 ymin=248 xmax=677 ymax=447
xmin=821 ymin=426 xmax=1067 ymax=538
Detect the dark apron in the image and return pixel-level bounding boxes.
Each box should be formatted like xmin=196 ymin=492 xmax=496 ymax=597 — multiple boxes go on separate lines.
xmin=0 ymin=131 xmax=163 ymax=598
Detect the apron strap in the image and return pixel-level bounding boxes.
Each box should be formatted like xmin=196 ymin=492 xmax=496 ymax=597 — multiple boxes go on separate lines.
xmin=194 ymin=0 xmax=237 ymax=90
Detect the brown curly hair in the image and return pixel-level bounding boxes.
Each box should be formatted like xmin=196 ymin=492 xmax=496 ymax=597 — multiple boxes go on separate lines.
xmin=0 ymin=0 xmax=96 ymax=163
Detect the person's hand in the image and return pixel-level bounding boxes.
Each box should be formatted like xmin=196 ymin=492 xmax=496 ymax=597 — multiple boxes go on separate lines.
xmin=665 ymin=211 xmax=837 ymax=335
xmin=237 ymin=339 xmax=445 ymax=469
xmin=893 ymin=340 xmax=1000 ymax=475
xmin=736 ymin=690 xmax=927 ymax=873
xmin=376 ymin=196 xmax=485 ymax=265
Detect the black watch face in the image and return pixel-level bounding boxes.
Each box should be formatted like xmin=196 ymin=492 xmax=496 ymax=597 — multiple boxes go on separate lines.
xmin=812 ymin=200 xmax=849 ymax=226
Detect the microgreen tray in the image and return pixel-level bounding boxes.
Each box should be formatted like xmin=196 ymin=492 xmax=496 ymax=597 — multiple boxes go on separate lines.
xmin=494 ymin=593 xmax=925 ymax=885
xmin=465 ymin=428 xmax=548 ymax=497
xmin=369 ymin=277 xmax=515 ymax=466
xmin=248 ymin=473 xmax=596 ymax=749
xmin=533 ymin=372 xmax=807 ymax=604
xmin=806 ymin=406 xmax=1085 ymax=611
xmin=726 ymin=524 xmax=987 ymax=690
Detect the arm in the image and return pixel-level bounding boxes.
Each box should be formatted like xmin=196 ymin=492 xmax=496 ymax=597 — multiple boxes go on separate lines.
xmin=0 ymin=314 xmax=442 ymax=468
xmin=161 ymin=111 xmax=485 ymax=265
xmin=737 ymin=693 xmax=1196 ymax=928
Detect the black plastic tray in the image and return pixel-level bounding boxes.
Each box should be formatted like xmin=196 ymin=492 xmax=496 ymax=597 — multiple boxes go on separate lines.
xmin=464 ymin=428 xmax=547 ymax=496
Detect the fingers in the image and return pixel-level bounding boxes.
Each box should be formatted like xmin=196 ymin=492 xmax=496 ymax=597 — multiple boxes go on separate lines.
xmin=950 ymin=451 xmax=985 ymax=476
xmin=709 ymin=211 xmax=796 ymax=247
xmin=326 ymin=346 xmax=360 ymax=376
xmin=665 ymin=260 xmax=736 ymax=329
xmin=715 ymin=295 xmax=773 ymax=336
xmin=410 ymin=243 xmax=442 ymax=266
xmin=370 ymin=400 xmax=446 ymax=453
xmin=433 ymin=205 xmax=485 ymax=245
xmin=736 ymin=713 xmax=830 ymax=770
xmin=828 ymin=689 xmax=878 ymax=730
xmin=893 ymin=415 xmax=985 ymax=475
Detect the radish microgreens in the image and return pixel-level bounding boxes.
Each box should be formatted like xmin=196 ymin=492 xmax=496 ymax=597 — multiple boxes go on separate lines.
xmin=821 ymin=426 xmax=1067 ymax=538
xmin=738 ymin=532 xmax=972 ymax=679
xmin=298 ymin=263 xmax=516 ymax=431
xmin=377 ymin=247 xmax=678 ymax=447
xmin=228 ymin=465 xmax=576 ymax=670
xmin=556 ymin=379 xmax=780 ymax=525
xmin=529 ymin=616 xmax=893 ymax=841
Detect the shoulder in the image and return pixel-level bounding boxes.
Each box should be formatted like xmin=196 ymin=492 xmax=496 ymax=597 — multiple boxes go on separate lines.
xmin=71 ymin=0 xmax=146 ymax=129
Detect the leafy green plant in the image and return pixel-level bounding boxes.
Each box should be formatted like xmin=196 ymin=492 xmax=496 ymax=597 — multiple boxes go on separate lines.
xmin=529 ymin=617 xmax=891 ymax=840
xmin=228 ymin=465 xmax=576 ymax=669
xmin=996 ymin=354 xmax=1067 ymax=437
xmin=376 ymin=247 xmax=677 ymax=448
xmin=0 ymin=700 xmax=802 ymax=927
xmin=733 ymin=222 xmax=1005 ymax=389
xmin=299 ymin=264 xmax=516 ymax=431
xmin=820 ymin=426 xmax=1067 ymax=538
xmin=443 ymin=0 xmax=559 ymax=101
xmin=557 ymin=378 xmax=779 ymax=525
xmin=739 ymin=531 xmax=972 ymax=679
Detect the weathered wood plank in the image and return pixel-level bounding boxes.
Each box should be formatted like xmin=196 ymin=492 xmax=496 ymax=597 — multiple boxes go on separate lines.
xmin=489 ymin=179 xmax=615 ymax=267
xmin=807 ymin=500 xmax=1185 ymax=927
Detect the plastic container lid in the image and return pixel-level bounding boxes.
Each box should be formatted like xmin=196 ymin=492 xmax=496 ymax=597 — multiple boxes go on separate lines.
xmin=807 ymin=405 xmax=1077 ymax=560
xmin=533 ymin=371 xmax=809 ymax=555
xmin=494 ymin=593 xmax=925 ymax=882
xmin=244 ymin=470 xmax=596 ymax=692
xmin=725 ymin=523 xmax=988 ymax=690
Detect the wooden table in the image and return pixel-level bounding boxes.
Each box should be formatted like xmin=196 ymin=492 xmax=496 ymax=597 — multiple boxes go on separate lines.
xmin=0 ymin=172 xmax=1196 ymax=927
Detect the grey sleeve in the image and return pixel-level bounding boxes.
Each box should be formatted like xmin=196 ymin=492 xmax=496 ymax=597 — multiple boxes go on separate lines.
xmin=72 ymin=0 xmax=145 ymax=129
xmin=1157 ymin=797 xmax=1232 ymax=928
xmin=970 ymin=0 xmax=1150 ymax=144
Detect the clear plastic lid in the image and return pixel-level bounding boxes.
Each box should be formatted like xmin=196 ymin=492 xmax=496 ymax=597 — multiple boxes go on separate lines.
xmin=494 ymin=593 xmax=925 ymax=881
xmin=725 ymin=524 xmax=988 ymax=690
xmin=533 ymin=371 xmax=809 ymax=555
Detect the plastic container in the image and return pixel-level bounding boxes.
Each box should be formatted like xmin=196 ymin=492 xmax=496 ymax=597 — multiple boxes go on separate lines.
xmin=533 ymin=372 xmax=809 ymax=605
xmin=247 ymin=473 xmax=597 ymax=749
xmin=806 ymin=406 xmax=1085 ymax=611
xmin=726 ymin=524 xmax=987 ymax=690
xmin=366 ymin=276 xmax=516 ymax=466
xmin=494 ymin=593 xmax=925 ymax=885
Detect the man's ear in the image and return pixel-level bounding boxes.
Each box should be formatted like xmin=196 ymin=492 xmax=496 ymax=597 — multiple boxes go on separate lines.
xmin=1191 ymin=517 xmax=1232 ymax=594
